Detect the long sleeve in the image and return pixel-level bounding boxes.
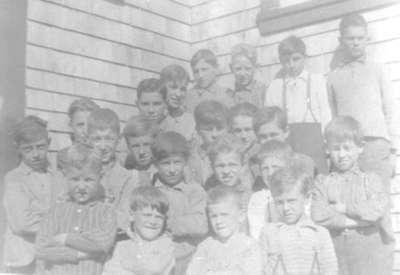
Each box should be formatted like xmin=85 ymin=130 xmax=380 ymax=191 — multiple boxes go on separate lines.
xmin=264 ymin=79 xmax=283 ymax=107
xmin=35 ymin=206 xmax=79 ymax=264
xmin=168 ymin=185 xmax=208 ymax=237
xmin=317 ymin=228 xmax=338 ymax=275
xmin=310 ymin=178 xmax=347 ymax=229
xmin=345 ymin=173 xmax=389 ymax=223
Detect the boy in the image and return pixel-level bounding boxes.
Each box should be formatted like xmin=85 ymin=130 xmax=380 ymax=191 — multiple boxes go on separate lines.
xmin=311 ymin=116 xmax=393 ymax=275
xmin=186 ymin=185 xmax=263 ymax=275
xmin=36 ymin=144 xmax=117 ymax=275
xmin=122 ymin=115 xmax=158 ymax=186
xmin=185 ymin=49 xmax=234 ymax=112
xmin=254 ymin=106 xmax=289 ymax=146
xmin=228 ymin=43 xmax=266 ymax=108
xmin=87 ymin=108 xmax=137 ymax=232
xmin=3 ymin=116 xmax=65 ymax=274
xmin=152 ymin=131 xmax=208 ymax=275
xmin=228 ymin=102 xmax=259 ymax=163
xmin=260 ymin=164 xmax=338 ymax=275
xmin=57 ymin=98 xmax=100 ymax=173
xmin=327 ymin=14 xmax=399 ymax=191
xmin=136 ymin=78 xmax=167 ymax=125
xmin=247 ymin=140 xmax=292 ymax=239
xmin=103 ymin=186 xmax=175 ymax=275
xmin=159 ymin=64 xmax=196 ymax=141
xmin=188 ymin=100 xmax=228 ymax=185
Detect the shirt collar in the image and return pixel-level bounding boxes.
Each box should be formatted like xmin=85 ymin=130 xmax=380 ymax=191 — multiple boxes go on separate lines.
xmin=234 ymin=79 xmax=256 ymax=92
xmin=154 ymin=177 xmax=185 ymax=191
xmin=18 ymin=161 xmax=52 ymax=176
xmin=194 ymin=81 xmax=218 ymax=95
xmin=284 ymin=70 xmax=308 ymax=83
xmin=276 ymin=215 xmax=318 ymax=231
xmin=332 ymin=164 xmax=362 ymax=176
xmin=338 ymin=53 xmax=367 ymax=68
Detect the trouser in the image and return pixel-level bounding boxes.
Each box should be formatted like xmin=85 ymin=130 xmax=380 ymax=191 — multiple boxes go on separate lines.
xmin=359 ymin=137 xmax=394 ymax=194
xmin=332 ymin=228 xmax=393 ymax=275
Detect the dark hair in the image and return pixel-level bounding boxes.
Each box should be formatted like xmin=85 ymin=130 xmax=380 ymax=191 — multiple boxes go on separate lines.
xmin=130 ymin=186 xmax=169 ymax=216
xmin=254 ymin=106 xmax=288 ymax=133
xmin=207 ymin=134 xmax=243 ymax=165
xmin=67 ymin=98 xmax=100 ymax=119
xmin=123 ymin=115 xmax=158 ymax=142
xmin=278 ymin=35 xmax=306 ymax=58
xmin=194 ymin=100 xmax=228 ymax=129
xmin=231 ymin=43 xmax=258 ymax=65
xmin=191 ymin=49 xmax=218 ymax=69
xmin=137 ymin=78 xmax=165 ymax=100
xmin=324 ymin=116 xmax=364 ymax=146
xmin=339 ymin=14 xmax=367 ymax=36
xmin=160 ymin=64 xmax=190 ymax=86
xmin=87 ymin=108 xmax=120 ymax=135
xmin=228 ymin=102 xmax=258 ymax=130
xmin=207 ymin=184 xmax=242 ymax=208
xmin=64 ymin=143 xmax=102 ymax=174
xmin=152 ymin=131 xmax=189 ymax=161
xmin=14 ymin=115 xmax=49 ymax=145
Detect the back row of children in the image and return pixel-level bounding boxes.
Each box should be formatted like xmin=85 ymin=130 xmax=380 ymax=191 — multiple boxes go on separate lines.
xmin=3 ymin=13 xmax=397 ymax=275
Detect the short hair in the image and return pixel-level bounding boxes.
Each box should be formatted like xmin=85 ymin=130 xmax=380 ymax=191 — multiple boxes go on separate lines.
xmin=160 ymin=64 xmax=190 ymax=86
xmin=152 ymin=131 xmax=189 ymax=161
xmin=14 ymin=115 xmax=49 ymax=145
xmin=137 ymin=78 xmax=165 ymax=100
xmin=63 ymin=143 xmax=102 ymax=174
xmin=324 ymin=116 xmax=364 ymax=146
xmin=67 ymin=98 xmax=100 ymax=119
xmin=254 ymin=106 xmax=288 ymax=133
xmin=123 ymin=115 xmax=158 ymax=141
xmin=255 ymin=140 xmax=293 ymax=164
xmin=278 ymin=35 xmax=306 ymax=58
xmin=207 ymin=134 xmax=243 ymax=165
xmin=87 ymin=108 xmax=120 ymax=135
xmin=194 ymin=100 xmax=227 ymax=129
xmin=130 ymin=185 xmax=169 ymax=216
xmin=191 ymin=49 xmax=218 ymax=69
xmin=339 ymin=14 xmax=367 ymax=36
xmin=228 ymin=102 xmax=258 ymax=130
xmin=207 ymin=184 xmax=242 ymax=209
xmin=269 ymin=161 xmax=313 ymax=197
xmin=231 ymin=43 xmax=258 ymax=65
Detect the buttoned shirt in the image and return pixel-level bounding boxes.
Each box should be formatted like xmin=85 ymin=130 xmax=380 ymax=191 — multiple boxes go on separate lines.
xmin=227 ymin=80 xmax=267 ymax=108
xmin=311 ymin=166 xmax=392 ymax=241
xmin=327 ymin=57 xmax=399 ymax=148
xmin=153 ymin=179 xmax=208 ymax=259
xmin=2 ymin=163 xmax=66 ymax=268
xmin=159 ymin=111 xmax=196 ymax=141
xmin=36 ymin=200 xmax=117 ymax=275
xmin=259 ymin=217 xmax=338 ymax=275
xmin=185 ymin=82 xmax=234 ymax=112
xmin=186 ymin=232 xmax=263 ymax=275
xmin=102 ymin=232 xmax=174 ymax=275
xmin=265 ymin=70 xmax=332 ymax=129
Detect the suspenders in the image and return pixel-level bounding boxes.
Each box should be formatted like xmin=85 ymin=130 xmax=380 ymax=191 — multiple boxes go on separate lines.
xmin=272 ymin=251 xmax=322 ymax=275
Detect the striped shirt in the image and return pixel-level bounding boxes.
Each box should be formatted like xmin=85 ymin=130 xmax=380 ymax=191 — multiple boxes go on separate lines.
xmin=36 ymin=200 xmax=117 ymax=275
xmin=186 ymin=232 xmax=263 ymax=275
xmin=259 ymin=217 xmax=338 ymax=275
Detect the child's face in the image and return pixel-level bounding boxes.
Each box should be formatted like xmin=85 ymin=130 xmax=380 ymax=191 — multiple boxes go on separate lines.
xmin=193 ymin=59 xmax=218 ymax=89
xmin=165 ymin=81 xmax=187 ymax=110
xmin=127 ymin=134 xmax=153 ymax=169
xmin=280 ymin=52 xmax=305 ymax=78
xmin=260 ymin=156 xmax=286 ymax=186
xmin=18 ymin=137 xmax=50 ymax=171
xmin=230 ymin=55 xmax=256 ymax=87
xmin=197 ymin=124 xmax=227 ymax=146
xmin=213 ymin=151 xmax=243 ymax=186
xmin=132 ymin=206 xmax=165 ymax=241
xmin=327 ymin=139 xmax=363 ymax=172
xmin=257 ymin=121 xmax=288 ymax=145
xmin=88 ymin=128 xmax=119 ymax=164
xmin=70 ymin=110 xmax=91 ymax=144
xmin=208 ymin=199 xmax=243 ymax=242
xmin=273 ymin=184 xmax=307 ymax=225
xmin=231 ymin=115 xmax=256 ymax=150
xmin=340 ymin=26 xmax=368 ymax=59
xmin=67 ymin=167 xmax=100 ymax=204
xmin=156 ymin=155 xmax=185 ymax=186
xmin=137 ymin=92 xmax=166 ymax=123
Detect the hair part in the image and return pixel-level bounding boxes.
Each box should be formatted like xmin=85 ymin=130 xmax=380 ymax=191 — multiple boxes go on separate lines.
xmin=339 ymin=13 xmax=367 ymax=36
xmin=160 ymin=64 xmax=190 ymax=86
xmin=255 ymin=140 xmax=293 ymax=164
xmin=324 ymin=116 xmax=364 ymax=146
xmin=130 ymin=186 xmax=169 ymax=216
xmin=207 ymin=184 xmax=242 ymax=209
xmin=64 ymin=143 xmax=102 ymax=175
xmin=137 ymin=78 xmax=165 ymax=100
xmin=14 ymin=115 xmax=49 ymax=145
xmin=207 ymin=133 xmax=243 ymax=165
xmin=123 ymin=115 xmax=158 ymax=141
xmin=67 ymin=98 xmax=100 ymax=119
xmin=152 ymin=131 xmax=189 ymax=161
xmin=191 ymin=49 xmax=218 ymax=69
xmin=254 ymin=106 xmax=288 ymax=133
xmin=228 ymin=102 xmax=258 ymax=130
xmin=87 ymin=108 xmax=120 ymax=135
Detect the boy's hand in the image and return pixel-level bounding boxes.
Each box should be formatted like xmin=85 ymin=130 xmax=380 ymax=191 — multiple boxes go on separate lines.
xmin=52 ymin=233 xmax=68 ymax=245
xmin=333 ymin=203 xmax=346 ymax=214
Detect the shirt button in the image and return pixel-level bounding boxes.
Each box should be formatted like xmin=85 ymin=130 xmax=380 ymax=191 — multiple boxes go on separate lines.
xmin=74 ymin=226 xmax=80 ymax=231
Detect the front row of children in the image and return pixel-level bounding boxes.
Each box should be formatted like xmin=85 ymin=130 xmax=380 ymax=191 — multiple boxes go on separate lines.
xmin=3 ymin=105 xmax=393 ymax=275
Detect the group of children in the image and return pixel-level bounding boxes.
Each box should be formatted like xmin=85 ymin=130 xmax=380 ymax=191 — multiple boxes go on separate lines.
xmin=2 ymin=13 xmax=397 ymax=275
